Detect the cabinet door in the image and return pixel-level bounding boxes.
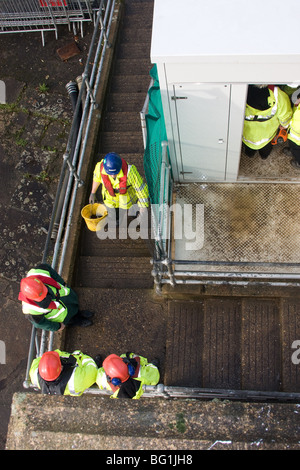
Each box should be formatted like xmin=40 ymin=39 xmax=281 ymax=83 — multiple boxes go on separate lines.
xmin=172 ymin=83 xmax=230 ymax=182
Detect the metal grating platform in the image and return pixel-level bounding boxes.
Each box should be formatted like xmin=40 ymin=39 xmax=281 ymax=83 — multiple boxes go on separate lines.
xmin=173 ymin=181 xmax=300 ymax=274
xmin=238 ymin=143 xmax=300 ymax=182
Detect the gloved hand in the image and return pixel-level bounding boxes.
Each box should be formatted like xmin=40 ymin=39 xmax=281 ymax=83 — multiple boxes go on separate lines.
xmin=89 ymin=192 xmax=96 ymax=205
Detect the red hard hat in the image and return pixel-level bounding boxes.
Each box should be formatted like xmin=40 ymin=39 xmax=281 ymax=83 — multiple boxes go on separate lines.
xmin=38 ymin=351 xmax=62 ymax=381
xmin=103 ymin=354 xmax=129 ymax=383
xmin=20 ymin=277 xmax=48 ymax=301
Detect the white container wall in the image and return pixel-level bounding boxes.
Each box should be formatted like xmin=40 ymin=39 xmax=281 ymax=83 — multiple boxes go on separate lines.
xmin=151 ymin=0 xmax=300 ymax=182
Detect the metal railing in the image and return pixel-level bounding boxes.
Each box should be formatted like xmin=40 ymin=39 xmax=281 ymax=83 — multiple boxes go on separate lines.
xmin=23 ymin=0 xmax=116 ymax=388
xmin=150 ymin=141 xmax=176 ymax=293
xmin=0 ymin=0 xmax=101 ymax=45
xmin=85 ymin=383 xmax=300 ymax=402
xmin=144 ymin=138 xmax=300 ymax=293
xmin=140 ymin=74 xmax=300 ymax=292
xmin=140 ymin=77 xmax=154 ymax=149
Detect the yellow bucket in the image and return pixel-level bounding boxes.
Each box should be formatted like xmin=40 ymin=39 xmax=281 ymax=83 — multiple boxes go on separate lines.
xmin=81 ymin=203 xmax=108 ymax=232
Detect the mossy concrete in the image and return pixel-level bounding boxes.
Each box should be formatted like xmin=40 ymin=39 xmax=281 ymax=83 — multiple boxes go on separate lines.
xmin=6 ymin=392 xmax=300 ymax=450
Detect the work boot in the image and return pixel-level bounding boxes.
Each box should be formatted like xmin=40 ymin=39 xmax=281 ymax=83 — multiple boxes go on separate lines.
xmin=94 ymin=355 xmax=102 ymax=367
xmin=77 ymin=317 xmax=93 ymax=327
xmin=283 ymin=146 xmax=292 ymax=156
xmin=68 ymin=314 xmax=93 ymax=327
xmin=79 ymin=310 xmax=94 ymax=319
xmin=290 ymin=159 xmax=300 ymax=170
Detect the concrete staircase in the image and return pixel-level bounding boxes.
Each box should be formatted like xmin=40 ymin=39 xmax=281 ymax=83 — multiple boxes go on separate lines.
xmin=73 ymin=0 xmax=154 ymax=292
xmin=64 ymin=0 xmax=162 ymax=364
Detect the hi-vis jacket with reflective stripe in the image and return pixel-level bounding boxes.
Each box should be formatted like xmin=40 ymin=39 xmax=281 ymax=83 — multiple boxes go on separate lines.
xmin=21 ymin=264 xmax=79 ymax=332
xmin=30 ymin=350 xmax=98 ymax=396
xmin=96 ymin=352 xmax=160 ymax=399
xmin=21 ymin=267 xmax=70 ymax=324
xmin=243 ymin=86 xmax=292 ymax=150
xmin=288 ymin=105 xmax=300 ymax=146
xmin=93 ymin=159 xmax=149 ymax=210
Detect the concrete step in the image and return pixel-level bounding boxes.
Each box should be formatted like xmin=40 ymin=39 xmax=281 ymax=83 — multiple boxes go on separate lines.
xmin=123 ymin=0 xmax=154 ymax=17
xmin=120 ymin=26 xmax=153 ymax=44
xmin=80 ymin=225 xmax=152 ymax=257
xmin=7 ymin=393 xmax=300 ymax=450
xmin=100 ymin=130 xmax=144 ymax=154
xmin=115 ymin=152 xmax=146 ymax=174
xmin=120 ymin=12 xmax=153 ymax=30
xmin=116 ymin=42 xmax=152 ymax=60
xmin=63 ymin=287 xmax=168 ymax=368
xmin=103 ymin=111 xmax=142 ymax=132
xmin=76 ymin=256 xmax=153 ymax=289
xmin=114 ymin=58 xmax=153 ymax=76
xmin=106 ymin=92 xmax=148 ymax=112
xmin=110 ymin=74 xmax=151 ymax=94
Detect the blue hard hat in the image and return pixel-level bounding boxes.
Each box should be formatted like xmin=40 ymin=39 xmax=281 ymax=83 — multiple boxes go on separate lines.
xmin=103 ymin=152 xmax=122 ymax=175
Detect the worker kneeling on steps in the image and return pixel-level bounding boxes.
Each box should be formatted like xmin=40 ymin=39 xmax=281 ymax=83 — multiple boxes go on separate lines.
xmin=29 ymin=349 xmax=100 ymax=396
xmin=89 ymin=152 xmax=149 ymax=229
xmin=96 ymin=352 xmax=160 ymax=399
xmin=19 ymin=263 xmax=94 ymax=331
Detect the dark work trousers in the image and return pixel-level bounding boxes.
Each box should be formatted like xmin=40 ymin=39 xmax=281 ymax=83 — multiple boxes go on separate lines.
xmin=288 ymin=140 xmax=300 ymax=164
xmin=244 ymin=142 xmax=273 ymax=159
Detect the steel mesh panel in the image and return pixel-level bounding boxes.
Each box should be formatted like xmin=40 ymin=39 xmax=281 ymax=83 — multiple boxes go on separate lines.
xmin=239 ymin=144 xmax=300 ymax=182
xmin=174 ymin=182 xmax=300 ymax=273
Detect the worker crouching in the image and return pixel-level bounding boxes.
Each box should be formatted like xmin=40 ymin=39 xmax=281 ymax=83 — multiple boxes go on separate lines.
xmin=19 ymin=263 xmax=94 ymax=331
xmin=29 ymin=349 xmax=100 ymax=396
xmin=96 ymin=352 xmax=160 ymax=399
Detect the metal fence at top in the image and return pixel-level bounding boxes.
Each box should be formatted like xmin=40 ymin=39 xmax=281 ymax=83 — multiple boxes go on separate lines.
xmin=0 ymin=0 xmax=101 ymax=45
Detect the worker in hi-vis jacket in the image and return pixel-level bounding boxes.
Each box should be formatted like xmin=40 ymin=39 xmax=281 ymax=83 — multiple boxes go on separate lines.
xmin=96 ymin=352 xmax=160 ymax=399
xmin=30 ymin=349 xmax=100 ymax=396
xmin=89 ymin=152 xmax=149 ymax=228
xmin=243 ymin=84 xmax=292 ymax=159
xmin=19 ymin=263 xmax=94 ymax=331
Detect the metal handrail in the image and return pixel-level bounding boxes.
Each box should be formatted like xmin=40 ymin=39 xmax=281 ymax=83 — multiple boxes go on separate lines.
xmin=23 ymin=0 xmax=116 ymax=388
xmin=83 ymin=383 xmax=300 ymax=401
xmin=150 ymin=141 xmax=176 ymax=293
xmin=140 ymin=77 xmax=154 ymax=149
xmin=148 ymin=138 xmax=300 ymax=292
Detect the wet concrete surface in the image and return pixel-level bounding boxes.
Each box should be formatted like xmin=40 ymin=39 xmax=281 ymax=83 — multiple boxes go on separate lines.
xmin=0 ymin=25 xmax=94 ymax=450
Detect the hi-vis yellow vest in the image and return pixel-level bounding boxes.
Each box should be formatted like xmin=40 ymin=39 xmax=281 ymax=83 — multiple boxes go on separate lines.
xmin=21 ymin=268 xmax=70 ymax=323
xmin=93 ymin=160 xmax=149 ymax=209
xmin=288 ymin=105 xmax=300 ymax=146
xmin=243 ymin=86 xmax=292 ymax=149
